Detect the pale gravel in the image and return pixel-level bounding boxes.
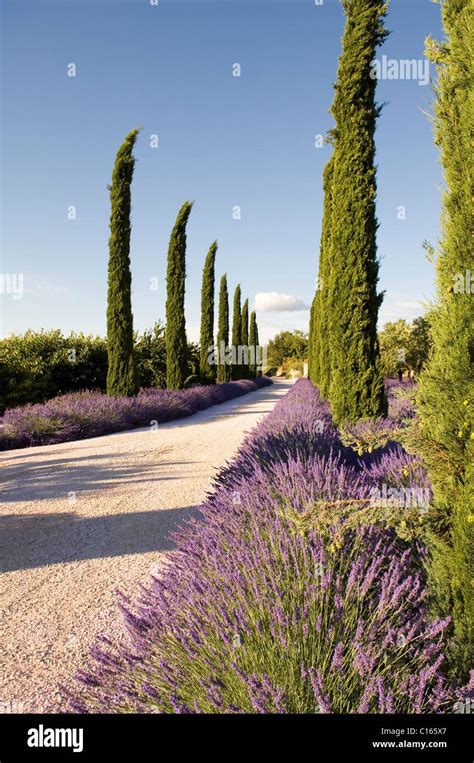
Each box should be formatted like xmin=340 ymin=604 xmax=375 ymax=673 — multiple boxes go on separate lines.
xmin=0 ymin=380 xmax=291 ymax=713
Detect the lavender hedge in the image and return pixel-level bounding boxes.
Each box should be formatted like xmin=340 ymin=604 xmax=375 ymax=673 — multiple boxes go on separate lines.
xmin=0 ymin=377 xmax=272 ymax=451
xmin=67 ymin=379 xmax=469 ymax=714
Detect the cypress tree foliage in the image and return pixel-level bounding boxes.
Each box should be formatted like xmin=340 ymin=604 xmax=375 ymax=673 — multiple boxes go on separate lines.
xmin=199 ymin=240 xmax=218 ymax=382
xmin=326 ymin=0 xmax=388 ymax=424
xmin=216 ymin=274 xmax=231 ymax=383
xmin=410 ymin=0 xmax=473 ymax=680
xmin=231 ymin=284 xmax=242 ymax=380
xmin=308 ymin=294 xmax=316 ymax=383
xmin=241 ymin=298 xmax=249 ymax=378
xmin=106 ymin=128 xmax=140 ymax=397
xmin=254 ymin=316 xmax=261 ymax=376
xmin=165 ymin=201 xmax=193 ymax=390
xmin=312 ymin=155 xmax=335 ymax=398
xmin=249 ymin=310 xmax=259 ymax=377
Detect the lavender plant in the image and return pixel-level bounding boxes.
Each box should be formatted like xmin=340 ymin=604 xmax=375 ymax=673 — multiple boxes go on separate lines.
xmin=0 ymin=378 xmax=272 ymax=451
xmin=67 ymin=380 xmax=465 ymax=714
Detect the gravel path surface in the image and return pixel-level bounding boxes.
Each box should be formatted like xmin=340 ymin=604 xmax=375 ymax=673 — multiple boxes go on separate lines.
xmin=0 ymin=380 xmax=292 ymax=713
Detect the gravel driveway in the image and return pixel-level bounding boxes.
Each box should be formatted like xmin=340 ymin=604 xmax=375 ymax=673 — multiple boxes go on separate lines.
xmin=0 ymin=380 xmax=292 ymax=713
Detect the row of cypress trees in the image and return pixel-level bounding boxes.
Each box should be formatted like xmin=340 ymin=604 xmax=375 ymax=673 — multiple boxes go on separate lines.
xmin=308 ymin=0 xmax=388 ymax=424
xmin=105 ymin=139 xmax=260 ymax=394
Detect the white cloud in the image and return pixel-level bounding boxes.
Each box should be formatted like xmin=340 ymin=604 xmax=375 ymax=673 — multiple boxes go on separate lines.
xmin=254 ymin=292 xmax=309 ymax=312
xmin=379 ymin=297 xmax=426 ymax=327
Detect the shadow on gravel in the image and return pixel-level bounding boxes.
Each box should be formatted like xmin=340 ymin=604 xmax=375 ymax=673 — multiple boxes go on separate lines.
xmin=0 ymin=506 xmax=199 ymax=573
xmin=0 ymin=455 xmax=199 ymax=502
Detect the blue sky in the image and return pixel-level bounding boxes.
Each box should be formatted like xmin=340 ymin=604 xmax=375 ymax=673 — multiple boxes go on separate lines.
xmin=1 ymin=0 xmax=443 ymax=343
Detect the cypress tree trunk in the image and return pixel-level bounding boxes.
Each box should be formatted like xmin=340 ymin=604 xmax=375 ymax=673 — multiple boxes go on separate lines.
xmin=326 ymin=0 xmax=388 ymax=423
xmin=231 ymin=284 xmax=242 ymax=380
xmin=249 ymin=310 xmax=258 ymax=377
xmin=106 ymin=129 xmax=140 ymax=397
xmin=166 ymin=201 xmax=193 ymax=390
xmin=199 ymin=241 xmax=218 ymax=382
xmin=241 ymin=298 xmax=249 ymax=378
xmin=216 ymin=274 xmax=230 ymax=383
xmin=413 ymin=0 xmax=473 ymax=680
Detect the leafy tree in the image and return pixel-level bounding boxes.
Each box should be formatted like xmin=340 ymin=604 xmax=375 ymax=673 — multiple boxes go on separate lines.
xmin=106 ymin=128 xmax=140 ymax=397
xmin=134 ymin=323 xmax=167 ymax=389
xmin=216 ymin=274 xmax=231 ymax=382
xmin=408 ymin=316 xmax=432 ymax=373
xmin=379 ymin=317 xmax=432 ymax=377
xmin=166 ymin=201 xmax=193 ymax=389
xmin=267 ymin=330 xmax=308 ymax=370
xmin=199 ymin=241 xmax=218 ymax=382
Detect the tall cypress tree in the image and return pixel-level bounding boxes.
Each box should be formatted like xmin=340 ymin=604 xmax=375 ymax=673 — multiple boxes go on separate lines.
xmin=106 ymin=129 xmax=140 ymax=397
xmin=231 ymin=284 xmax=242 ymax=380
xmin=216 ymin=274 xmax=230 ymax=383
xmin=308 ymin=294 xmax=316 ymax=383
xmin=241 ymin=298 xmax=249 ymax=378
xmin=412 ymin=0 xmax=473 ymax=679
xmin=326 ymin=0 xmax=388 ymax=423
xmin=199 ymin=240 xmax=218 ymax=382
xmin=166 ymin=201 xmax=193 ymax=390
xmin=311 ymin=155 xmax=336 ymax=398
xmin=249 ymin=310 xmax=259 ymax=378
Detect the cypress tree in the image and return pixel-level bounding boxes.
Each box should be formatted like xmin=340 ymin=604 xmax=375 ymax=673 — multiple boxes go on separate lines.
xmin=326 ymin=0 xmax=388 ymax=423
xmin=216 ymin=274 xmax=231 ymax=383
xmin=308 ymin=293 xmax=316 ymax=383
xmin=249 ymin=310 xmax=259 ymax=377
xmin=312 ymin=155 xmax=335 ymax=398
xmin=231 ymin=284 xmax=242 ymax=380
xmin=199 ymin=240 xmax=218 ymax=382
xmin=106 ymin=128 xmax=140 ymax=397
xmin=412 ymin=0 xmax=473 ymax=679
xmin=166 ymin=201 xmax=193 ymax=390
xmin=241 ymin=298 xmax=249 ymax=378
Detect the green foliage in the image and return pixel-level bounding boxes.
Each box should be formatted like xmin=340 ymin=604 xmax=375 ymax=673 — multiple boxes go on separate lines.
xmin=311 ymin=156 xmax=335 ymax=398
xmin=216 ymin=274 xmax=231 ymax=383
xmin=249 ymin=310 xmax=259 ymax=378
xmin=324 ymin=0 xmax=388 ymax=423
xmin=279 ymin=356 xmax=305 ymax=379
xmin=241 ymin=298 xmax=249 ymax=379
xmin=231 ymin=284 xmax=242 ymax=380
xmin=267 ymin=330 xmax=308 ymax=371
xmin=106 ymin=129 xmax=140 ymax=397
xmin=166 ymin=201 xmax=193 ymax=390
xmin=308 ymin=294 xmax=317 ymax=383
xmin=0 ymin=326 xmax=172 ymax=410
xmin=199 ymin=241 xmax=218 ymax=382
xmin=134 ymin=322 xmax=167 ymax=389
xmin=411 ymin=0 xmax=474 ymax=679
xmin=0 ymin=330 xmax=108 ymax=411
xmin=379 ymin=317 xmax=432 ymax=376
